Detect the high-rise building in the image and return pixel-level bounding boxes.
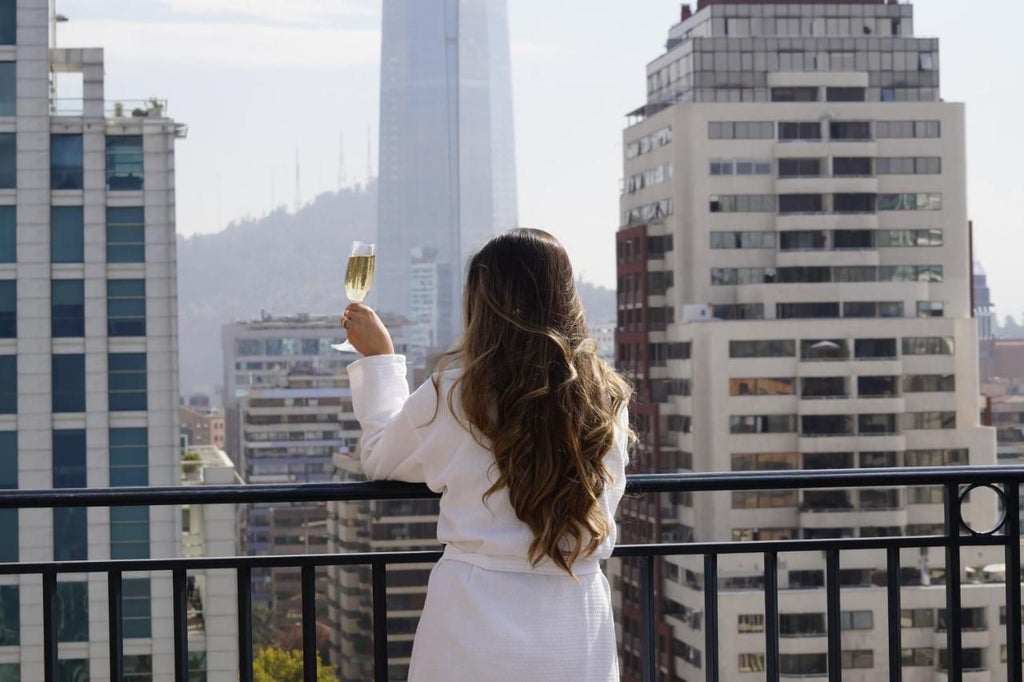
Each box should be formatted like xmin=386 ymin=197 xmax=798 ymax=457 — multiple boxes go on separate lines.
xmin=0 ymin=2 xmax=198 ymax=678
xmin=376 ymin=0 xmax=518 ymax=347
xmin=615 ymin=1 xmax=1001 ymax=679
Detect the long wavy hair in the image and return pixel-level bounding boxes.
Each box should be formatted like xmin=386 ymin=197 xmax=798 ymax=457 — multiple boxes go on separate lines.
xmin=435 ymin=228 xmax=633 ymax=575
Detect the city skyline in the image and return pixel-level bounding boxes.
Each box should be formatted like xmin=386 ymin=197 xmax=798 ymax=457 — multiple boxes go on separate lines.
xmin=55 ymin=0 xmax=1024 ymax=323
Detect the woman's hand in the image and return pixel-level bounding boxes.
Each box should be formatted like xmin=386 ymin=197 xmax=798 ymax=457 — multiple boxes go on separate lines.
xmin=342 ymin=303 xmax=395 ymax=356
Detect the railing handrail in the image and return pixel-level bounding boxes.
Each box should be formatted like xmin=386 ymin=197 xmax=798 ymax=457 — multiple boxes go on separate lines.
xmin=1 ymin=466 xmax=1022 ymax=508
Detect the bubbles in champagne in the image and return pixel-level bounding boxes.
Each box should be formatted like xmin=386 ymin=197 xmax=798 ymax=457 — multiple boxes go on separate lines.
xmin=345 ymin=255 xmax=376 ymax=302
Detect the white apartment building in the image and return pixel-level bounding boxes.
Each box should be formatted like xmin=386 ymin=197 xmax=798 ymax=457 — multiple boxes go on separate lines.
xmin=615 ymin=1 xmax=1003 ymax=680
xmin=0 ymin=1 xmax=191 ymax=678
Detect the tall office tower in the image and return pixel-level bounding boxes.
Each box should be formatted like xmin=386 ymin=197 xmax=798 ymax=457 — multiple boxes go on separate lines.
xmin=615 ymin=1 xmax=1001 ymax=679
xmin=376 ymin=0 xmax=518 ymax=348
xmin=0 ymin=2 xmax=198 ymax=678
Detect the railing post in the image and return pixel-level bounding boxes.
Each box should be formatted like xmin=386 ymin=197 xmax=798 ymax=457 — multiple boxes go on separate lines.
xmin=825 ymin=549 xmax=841 ymax=682
xmin=639 ymin=554 xmax=656 ymax=682
xmin=42 ymin=570 xmax=57 ymax=682
xmin=885 ymin=547 xmax=902 ymax=682
xmin=237 ymin=566 xmax=254 ymax=682
xmin=372 ymin=561 xmax=389 ymax=682
xmin=302 ymin=565 xmax=318 ymax=682
xmin=943 ymin=482 xmax=962 ymax=682
xmin=172 ymin=569 xmax=189 ymax=682
xmin=703 ymin=553 xmax=718 ymax=682
xmin=1005 ymin=482 xmax=1022 ymax=682
xmin=764 ymin=551 xmax=779 ymax=682
xmin=108 ymin=571 xmax=124 ymax=682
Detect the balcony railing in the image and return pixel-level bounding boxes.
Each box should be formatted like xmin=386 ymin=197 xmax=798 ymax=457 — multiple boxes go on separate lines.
xmin=0 ymin=466 xmax=1022 ymax=682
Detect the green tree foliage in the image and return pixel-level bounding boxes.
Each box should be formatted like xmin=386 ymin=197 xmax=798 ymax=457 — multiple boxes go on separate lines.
xmin=253 ymin=646 xmax=337 ymax=682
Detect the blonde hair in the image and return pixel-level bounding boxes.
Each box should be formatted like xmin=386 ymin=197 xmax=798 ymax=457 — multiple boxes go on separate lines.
xmin=435 ymin=228 xmax=632 ymax=575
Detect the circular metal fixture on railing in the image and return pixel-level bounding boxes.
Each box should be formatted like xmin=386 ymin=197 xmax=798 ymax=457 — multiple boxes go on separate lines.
xmin=958 ymin=483 xmax=1008 ymax=536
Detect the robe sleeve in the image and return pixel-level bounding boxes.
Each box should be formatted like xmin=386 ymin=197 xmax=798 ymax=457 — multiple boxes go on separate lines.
xmin=347 ymin=354 xmax=437 ymax=483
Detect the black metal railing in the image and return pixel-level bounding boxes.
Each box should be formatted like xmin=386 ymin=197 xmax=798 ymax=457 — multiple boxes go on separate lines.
xmin=0 ymin=465 xmax=1022 ymax=682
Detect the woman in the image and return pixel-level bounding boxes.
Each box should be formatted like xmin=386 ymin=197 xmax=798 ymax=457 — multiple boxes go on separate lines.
xmin=343 ymin=228 xmax=632 ymax=681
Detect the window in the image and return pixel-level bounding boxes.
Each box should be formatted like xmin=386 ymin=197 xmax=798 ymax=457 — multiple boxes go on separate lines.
xmin=878 ymin=229 xmax=943 ymax=247
xmin=876 ymin=120 xmax=941 ymax=138
xmin=51 ymin=279 xmax=84 ymax=337
xmin=801 ymin=415 xmax=854 ymax=437
xmin=938 ymin=608 xmax=986 ymax=632
xmin=906 ymin=448 xmax=968 ymax=467
xmin=800 ymin=376 xmax=846 ymax=398
xmin=827 ymin=87 xmax=865 ymax=102
xmin=904 ymin=374 xmax=955 ymax=393
xmin=124 ymin=654 xmax=153 ymax=681
xmin=709 ymin=159 xmax=772 ymax=176
xmin=732 ymin=490 xmax=797 ymax=509
xmin=738 ymin=653 xmax=764 ymax=672
xmin=51 ymin=206 xmax=84 ymax=262
xmin=107 ymin=206 xmax=145 ymax=262
xmin=777 ymin=267 xmax=830 ymax=284
xmin=106 ymin=135 xmax=144 ymax=190
xmin=833 ymin=193 xmax=875 ymax=213
xmin=902 ymin=648 xmax=933 ymax=666
xmin=708 ymin=121 xmax=774 ymax=140
xmin=802 ymin=450 xmax=851 ymax=466
xmin=56 ymin=582 xmax=89 ymax=642
xmin=858 ymin=375 xmax=898 ymax=397
xmin=842 ymin=650 xmax=873 ymax=669
xmin=902 ymin=336 xmax=954 ymax=355
xmin=771 ymin=87 xmax=817 ymax=102
xmin=189 ymin=652 xmax=207 ymax=681
xmin=0 ymin=432 xmax=16 ymax=563
xmin=776 ymin=302 xmax=839 ymax=319
xmin=904 ymin=411 xmax=956 ymax=430
xmin=52 ymin=354 xmax=85 ymax=412
xmin=916 ymin=300 xmax=944 ymax=317
xmin=908 ymin=486 xmax=943 ymax=504
xmin=834 ymin=229 xmax=874 ymax=249
xmin=843 ymin=301 xmax=903 ymax=318
xmin=710 ymin=231 xmax=776 ymax=249
xmin=877 ymin=156 xmax=942 ymax=174
xmin=830 ymin=121 xmax=872 ymax=140
xmin=778 ymin=194 xmax=824 ymax=213
xmin=738 ymin=614 xmax=765 ymax=633
xmin=0 ymin=280 xmax=12 ymax=337
xmin=51 ymin=134 xmax=84 ymax=190
xmin=779 ymin=231 xmax=827 ymax=251
xmin=800 ymin=339 xmax=848 ymax=361
xmin=778 ymin=122 xmax=821 ymax=141
xmin=902 ymin=609 xmax=934 ymax=628
xmin=780 ymin=654 xmax=827 ymax=676
xmin=111 ymin=430 xmax=149 ymax=560
xmin=730 ymin=378 xmax=794 ymax=396
xmin=731 ymin=452 xmax=798 ymax=472
xmin=710 ymin=194 xmax=775 ymax=213
xmin=123 ymin=578 xmax=152 ymax=638
xmin=732 ymin=528 xmax=793 ymax=542
xmin=0 ymin=206 xmax=13 ymax=262
xmin=780 ymin=612 xmax=826 ymax=637
xmin=108 ymin=279 xmax=146 ymax=336
xmin=730 ymin=415 xmax=796 ymax=434
xmin=53 ymin=430 xmax=87 ymax=561
xmin=0 ymin=63 xmax=13 ymax=116
xmin=109 ymin=353 xmax=148 ymax=411
xmin=877 ymin=192 xmax=942 ymax=211
xmin=0 ymin=585 xmax=16 ymax=645
xmin=0 ymin=1 xmax=14 ymax=44
xmin=777 ymin=158 xmax=821 ymax=178
xmin=59 ymin=660 xmax=90 ymax=682
xmin=859 ymin=413 xmax=899 ymax=435
xmin=855 ymin=338 xmax=897 ymax=359
xmin=730 ymin=340 xmax=795 ymax=358
xmin=0 ymin=133 xmax=13 ymax=188
xmin=832 ymin=157 xmax=873 ymax=177
xmin=711 ymin=303 xmax=764 ymax=320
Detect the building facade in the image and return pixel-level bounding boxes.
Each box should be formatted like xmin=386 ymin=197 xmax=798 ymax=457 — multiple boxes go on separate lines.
xmin=376 ymin=0 xmax=518 ymax=347
xmin=0 ymin=1 xmax=193 ymax=678
xmin=615 ymin=1 xmax=1001 ymax=679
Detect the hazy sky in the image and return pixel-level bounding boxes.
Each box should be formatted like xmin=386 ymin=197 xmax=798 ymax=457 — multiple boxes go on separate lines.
xmin=58 ymin=0 xmax=1024 ymax=319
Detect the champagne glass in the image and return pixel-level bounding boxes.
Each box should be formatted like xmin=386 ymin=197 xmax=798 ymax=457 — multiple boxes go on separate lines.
xmin=331 ymin=241 xmax=376 ymax=352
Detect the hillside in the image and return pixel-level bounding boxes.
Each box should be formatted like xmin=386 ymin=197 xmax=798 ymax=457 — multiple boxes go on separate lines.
xmin=177 ymin=184 xmax=616 ymax=400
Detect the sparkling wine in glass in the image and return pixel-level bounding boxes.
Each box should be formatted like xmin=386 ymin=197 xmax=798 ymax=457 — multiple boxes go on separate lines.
xmin=332 ymin=241 xmax=376 ymax=352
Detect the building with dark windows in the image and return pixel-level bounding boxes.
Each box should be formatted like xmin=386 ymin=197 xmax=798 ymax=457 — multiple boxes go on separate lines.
xmin=614 ymin=1 xmax=1001 ymax=679
xmin=0 ymin=2 xmax=234 ymax=679
xmin=376 ymin=0 xmax=518 ymax=348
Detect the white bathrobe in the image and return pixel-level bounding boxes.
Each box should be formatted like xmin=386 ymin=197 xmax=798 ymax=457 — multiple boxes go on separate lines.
xmin=348 ymin=354 xmax=628 ymax=682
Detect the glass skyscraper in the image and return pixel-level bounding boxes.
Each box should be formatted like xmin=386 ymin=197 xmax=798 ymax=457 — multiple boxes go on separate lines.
xmin=376 ymin=0 xmax=518 ymax=348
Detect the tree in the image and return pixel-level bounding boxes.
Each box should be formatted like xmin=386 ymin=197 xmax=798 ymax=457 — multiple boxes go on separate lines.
xmin=253 ymin=646 xmax=337 ymax=682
